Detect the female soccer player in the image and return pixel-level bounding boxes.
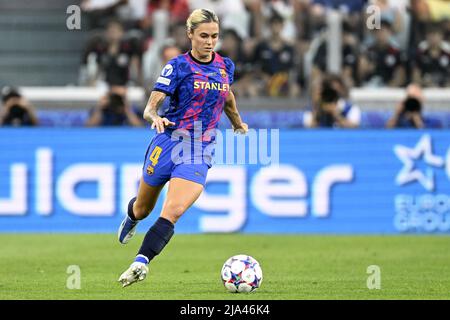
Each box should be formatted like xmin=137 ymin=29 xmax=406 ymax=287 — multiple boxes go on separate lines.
xmin=118 ymin=8 xmax=248 ymax=287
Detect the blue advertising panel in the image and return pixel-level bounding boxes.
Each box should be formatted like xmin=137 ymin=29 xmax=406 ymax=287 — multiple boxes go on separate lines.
xmin=0 ymin=128 xmax=449 ymax=234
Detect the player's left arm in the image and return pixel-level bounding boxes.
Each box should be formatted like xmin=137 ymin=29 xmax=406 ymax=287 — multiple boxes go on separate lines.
xmin=224 ymin=90 xmax=248 ymax=134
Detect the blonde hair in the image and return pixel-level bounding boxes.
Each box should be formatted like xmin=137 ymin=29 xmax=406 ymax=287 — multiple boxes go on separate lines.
xmin=186 ymin=9 xmax=219 ymax=33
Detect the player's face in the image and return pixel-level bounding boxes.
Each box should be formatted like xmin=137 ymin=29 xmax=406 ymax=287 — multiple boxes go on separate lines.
xmin=188 ymin=22 xmax=219 ymax=58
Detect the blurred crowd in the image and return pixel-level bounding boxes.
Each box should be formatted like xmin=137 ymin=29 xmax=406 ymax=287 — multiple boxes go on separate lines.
xmin=78 ymin=0 xmax=450 ymax=97
xmin=1 ymin=0 xmax=449 ymax=129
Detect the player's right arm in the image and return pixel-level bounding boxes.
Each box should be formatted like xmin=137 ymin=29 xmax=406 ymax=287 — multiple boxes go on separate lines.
xmin=143 ymin=91 xmax=175 ymax=133
xmin=145 ymin=57 xmax=180 ymax=133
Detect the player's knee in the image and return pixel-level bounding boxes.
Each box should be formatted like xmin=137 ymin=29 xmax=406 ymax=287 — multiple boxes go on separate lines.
xmin=162 ymin=202 xmax=187 ymax=224
xmin=133 ymin=201 xmax=154 ymax=220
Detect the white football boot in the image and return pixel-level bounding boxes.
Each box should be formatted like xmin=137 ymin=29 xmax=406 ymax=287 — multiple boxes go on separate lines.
xmin=118 ymin=262 xmax=149 ymax=287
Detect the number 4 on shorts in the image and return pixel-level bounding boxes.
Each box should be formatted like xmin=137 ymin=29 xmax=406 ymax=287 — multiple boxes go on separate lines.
xmin=149 ymin=146 xmax=162 ymax=167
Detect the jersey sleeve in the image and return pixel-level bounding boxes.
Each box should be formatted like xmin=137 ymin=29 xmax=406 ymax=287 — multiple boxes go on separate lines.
xmin=224 ymin=57 xmax=235 ymax=86
xmin=153 ymin=57 xmax=179 ymax=96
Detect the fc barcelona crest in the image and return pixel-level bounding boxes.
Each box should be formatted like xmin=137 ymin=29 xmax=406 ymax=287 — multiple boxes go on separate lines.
xmin=220 ymin=69 xmax=227 ymax=78
xmin=146 ymin=165 xmax=154 ymax=175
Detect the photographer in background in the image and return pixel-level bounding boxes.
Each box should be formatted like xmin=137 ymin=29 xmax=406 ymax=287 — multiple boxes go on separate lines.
xmin=86 ymin=86 xmax=143 ymax=127
xmin=0 ymin=87 xmax=39 ymax=127
xmin=304 ymin=76 xmax=360 ymax=128
xmin=386 ymin=84 xmax=425 ymax=129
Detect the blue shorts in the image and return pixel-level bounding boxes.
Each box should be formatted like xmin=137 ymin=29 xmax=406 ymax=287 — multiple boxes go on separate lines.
xmin=142 ymin=133 xmax=213 ymax=187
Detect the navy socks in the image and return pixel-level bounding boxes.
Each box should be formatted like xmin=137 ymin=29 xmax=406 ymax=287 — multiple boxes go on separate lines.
xmin=128 ymin=197 xmax=174 ymax=264
xmin=136 ymin=217 xmax=174 ymax=264
xmin=127 ymin=197 xmax=137 ymax=221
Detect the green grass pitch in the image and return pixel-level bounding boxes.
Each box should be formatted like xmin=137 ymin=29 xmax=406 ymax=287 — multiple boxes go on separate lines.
xmin=0 ymin=234 xmax=449 ymax=300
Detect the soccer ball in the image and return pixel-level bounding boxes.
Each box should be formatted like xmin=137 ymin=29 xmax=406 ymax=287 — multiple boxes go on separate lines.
xmin=221 ymin=254 xmax=263 ymax=293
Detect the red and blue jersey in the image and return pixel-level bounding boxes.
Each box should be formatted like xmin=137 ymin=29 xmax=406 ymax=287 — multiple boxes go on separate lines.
xmin=153 ymin=51 xmax=234 ymax=136
xmin=143 ymin=52 xmax=234 ymax=186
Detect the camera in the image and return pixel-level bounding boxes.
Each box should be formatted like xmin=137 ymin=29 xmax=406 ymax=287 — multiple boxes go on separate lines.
xmin=2 ymin=104 xmax=33 ymax=126
xmin=403 ymin=97 xmax=422 ymax=113
xmin=313 ymin=81 xmax=340 ymax=127
xmin=320 ymin=80 xmax=339 ymax=104
xmin=105 ymin=93 xmax=125 ymax=114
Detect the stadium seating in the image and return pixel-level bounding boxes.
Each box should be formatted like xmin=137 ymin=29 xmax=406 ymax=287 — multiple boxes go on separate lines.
xmin=0 ymin=0 xmax=88 ymax=87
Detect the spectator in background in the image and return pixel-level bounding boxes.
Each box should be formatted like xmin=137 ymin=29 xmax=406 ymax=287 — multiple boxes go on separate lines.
xmin=340 ymin=21 xmax=360 ymax=88
xmin=86 ymin=86 xmax=143 ymax=126
xmin=413 ymin=22 xmax=450 ymax=87
xmin=386 ymin=83 xmax=425 ymax=128
xmin=160 ymin=42 xmax=182 ymax=68
xmin=169 ymin=22 xmax=191 ymax=53
xmin=116 ymin=0 xmax=148 ymax=30
xmin=82 ymin=0 xmax=148 ymax=31
xmin=358 ymin=19 xmax=405 ymax=87
xmin=141 ymin=0 xmax=190 ymax=38
xmin=252 ymin=12 xmax=298 ymax=97
xmin=259 ymin=0 xmax=297 ymax=41
xmin=304 ymin=75 xmax=360 ymax=128
xmin=363 ymin=0 xmax=408 ymax=56
xmin=217 ymin=29 xmax=255 ymax=97
xmin=81 ymin=19 xmax=143 ymax=87
xmin=141 ymin=4 xmax=186 ymax=87
xmin=444 ymin=19 xmax=450 ymax=40
xmin=244 ymin=0 xmax=264 ymax=41
xmin=414 ymin=0 xmax=450 ymax=22
xmin=0 ymin=87 xmax=39 ymax=127
xmin=407 ymin=0 xmax=449 ymax=82
xmin=145 ymin=40 xmax=181 ymax=90
xmin=307 ymin=0 xmax=368 ymax=40
xmin=370 ymin=0 xmax=404 ymax=35
xmin=312 ymin=20 xmax=360 ymax=88
xmin=81 ymin=0 xmax=129 ymax=30
xmin=408 ymin=0 xmax=432 ymax=56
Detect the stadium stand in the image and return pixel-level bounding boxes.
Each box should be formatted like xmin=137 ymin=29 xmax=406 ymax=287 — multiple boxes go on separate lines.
xmin=0 ymin=0 xmax=89 ymax=87
xmin=0 ymin=0 xmax=448 ymax=128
